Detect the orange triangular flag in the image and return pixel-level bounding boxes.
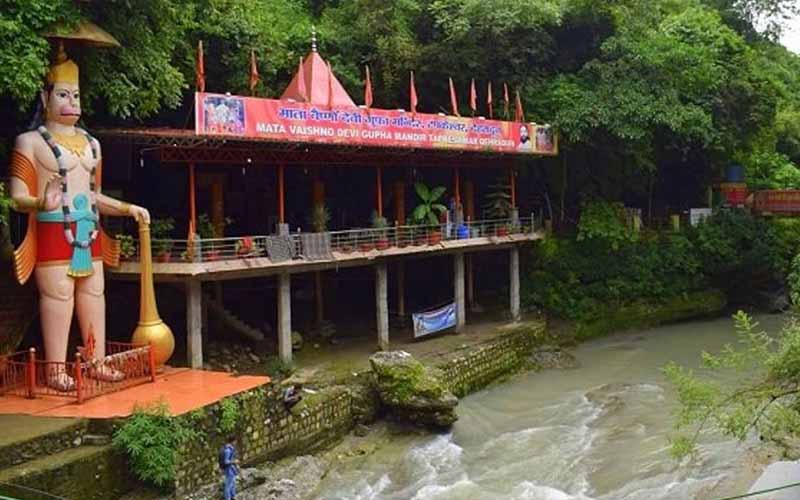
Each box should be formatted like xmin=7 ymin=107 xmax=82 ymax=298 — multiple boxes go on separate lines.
xmin=515 ymin=90 xmax=525 ymax=123
xmin=469 ymin=78 xmax=477 ymax=115
xmin=364 ymin=65 xmax=373 ymax=108
xmin=487 ymin=81 xmax=493 ymax=119
xmin=296 ymin=57 xmax=307 ymax=102
xmin=196 ymin=41 xmax=206 ymax=92
xmin=449 ymin=77 xmax=460 ymax=117
xmin=249 ymin=49 xmax=259 ymax=96
xmin=410 ymin=70 xmax=418 ymax=114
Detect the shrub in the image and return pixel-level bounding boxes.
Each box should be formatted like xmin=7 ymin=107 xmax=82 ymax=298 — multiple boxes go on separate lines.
xmin=218 ymin=397 xmax=240 ymax=435
xmin=112 ymin=402 xmax=198 ymax=489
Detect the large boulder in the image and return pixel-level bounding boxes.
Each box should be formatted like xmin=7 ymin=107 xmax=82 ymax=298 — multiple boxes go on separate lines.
xmin=369 ymin=351 xmax=458 ymax=428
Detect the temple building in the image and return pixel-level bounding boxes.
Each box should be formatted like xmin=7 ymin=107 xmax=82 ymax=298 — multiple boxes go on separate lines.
xmin=95 ymin=40 xmax=558 ymax=368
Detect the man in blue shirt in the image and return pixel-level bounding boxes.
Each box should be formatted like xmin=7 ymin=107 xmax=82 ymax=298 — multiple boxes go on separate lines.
xmin=220 ymin=435 xmax=240 ymax=500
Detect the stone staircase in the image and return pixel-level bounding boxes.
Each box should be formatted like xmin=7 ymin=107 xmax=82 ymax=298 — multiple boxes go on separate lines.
xmin=204 ymin=295 xmax=267 ymax=342
xmin=0 ymin=416 xmax=133 ymax=500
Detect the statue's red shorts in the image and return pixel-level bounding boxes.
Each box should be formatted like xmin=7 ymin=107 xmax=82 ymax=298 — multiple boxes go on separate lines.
xmin=37 ymin=221 xmax=101 ymax=264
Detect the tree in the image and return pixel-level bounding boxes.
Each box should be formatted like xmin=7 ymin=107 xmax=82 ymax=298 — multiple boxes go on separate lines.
xmin=664 ymin=311 xmax=800 ymax=458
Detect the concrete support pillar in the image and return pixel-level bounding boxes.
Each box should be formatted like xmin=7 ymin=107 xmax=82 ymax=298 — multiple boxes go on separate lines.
xmin=397 ymin=261 xmax=405 ymax=320
xmin=186 ymin=279 xmax=203 ymax=369
xmin=510 ymin=246 xmax=521 ymax=322
xmin=376 ymin=263 xmax=389 ymax=350
xmin=278 ymin=273 xmax=292 ymax=363
xmin=454 ymin=253 xmax=466 ymax=332
xmin=314 ymin=271 xmax=324 ymax=325
xmin=466 ymin=254 xmax=475 ymax=309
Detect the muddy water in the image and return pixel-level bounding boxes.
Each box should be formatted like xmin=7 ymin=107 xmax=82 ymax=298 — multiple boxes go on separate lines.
xmin=314 ymin=314 xmax=787 ymax=500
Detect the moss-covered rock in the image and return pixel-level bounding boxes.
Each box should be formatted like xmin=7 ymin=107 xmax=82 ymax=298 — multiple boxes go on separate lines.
xmin=575 ymin=289 xmax=727 ymax=339
xmin=369 ymin=351 xmax=458 ymax=428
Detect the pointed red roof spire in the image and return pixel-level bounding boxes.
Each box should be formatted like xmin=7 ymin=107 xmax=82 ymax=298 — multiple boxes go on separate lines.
xmin=280 ymin=28 xmax=356 ymax=107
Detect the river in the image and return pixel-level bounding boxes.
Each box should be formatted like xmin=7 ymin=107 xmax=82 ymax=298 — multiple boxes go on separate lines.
xmin=312 ymin=314 xmax=786 ymax=500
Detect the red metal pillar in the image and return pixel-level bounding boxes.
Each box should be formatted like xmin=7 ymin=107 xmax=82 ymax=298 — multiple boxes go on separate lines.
xmin=509 ymin=168 xmax=516 ymax=208
xmin=454 ymin=167 xmax=461 ymax=208
xmin=464 ymin=180 xmax=475 ymax=220
xmin=74 ymin=352 xmax=83 ymax=404
xmin=278 ymin=164 xmax=286 ymax=223
xmin=188 ymin=163 xmax=197 ymax=238
xmin=394 ymin=181 xmax=405 ymax=225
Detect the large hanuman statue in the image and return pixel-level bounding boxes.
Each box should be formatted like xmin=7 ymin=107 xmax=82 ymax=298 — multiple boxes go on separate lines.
xmin=9 ymin=45 xmax=150 ymax=391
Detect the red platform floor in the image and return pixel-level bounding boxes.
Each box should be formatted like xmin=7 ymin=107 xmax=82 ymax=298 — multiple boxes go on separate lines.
xmin=0 ymin=368 xmax=270 ymax=418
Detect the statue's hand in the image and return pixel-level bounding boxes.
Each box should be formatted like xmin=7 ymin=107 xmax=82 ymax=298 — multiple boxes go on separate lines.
xmin=129 ymin=205 xmax=151 ymax=224
xmin=40 ymin=174 xmax=61 ymax=211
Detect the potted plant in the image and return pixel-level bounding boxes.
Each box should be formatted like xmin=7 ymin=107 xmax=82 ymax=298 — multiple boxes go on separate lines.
xmin=482 ymin=178 xmax=513 ymax=235
xmin=410 ymin=182 xmax=447 ymax=246
xmin=150 ymin=217 xmax=175 ymax=262
xmin=358 ymin=230 xmax=375 ymax=252
xmin=117 ymin=234 xmax=137 ymax=260
xmin=309 ymin=203 xmax=330 ymax=233
xmin=370 ymin=211 xmax=390 ymax=250
xmin=235 ymin=236 xmax=255 ymax=256
xmin=196 ymin=214 xmax=232 ymax=261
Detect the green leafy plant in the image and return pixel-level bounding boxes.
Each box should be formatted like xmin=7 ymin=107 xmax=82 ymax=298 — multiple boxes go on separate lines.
xmin=0 ymin=182 xmax=13 ymax=261
xmin=112 ymin=401 xmax=198 ymax=489
xmin=576 ymin=200 xmax=636 ymax=251
xmin=218 ymin=397 xmax=240 ymax=434
xmin=482 ymin=180 xmax=513 ymax=219
xmin=150 ymin=217 xmax=175 ymax=257
xmin=117 ymin=234 xmax=137 ymax=259
xmin=411 ymin=182 xmax=446 ymax=226
xmin=309 ymin=203 xmax=330 ymax=232
xmin=0 ymin=182 xmax=11 ymax=227
xmin=664 ymin=311 xmax=800 ymax=459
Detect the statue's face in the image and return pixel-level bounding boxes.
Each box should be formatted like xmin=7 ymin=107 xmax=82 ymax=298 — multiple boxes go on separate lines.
xmin=43 ymin=83 xmax=81 ymax=126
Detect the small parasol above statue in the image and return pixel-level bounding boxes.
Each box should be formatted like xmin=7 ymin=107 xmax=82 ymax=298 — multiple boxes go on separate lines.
xmin=7 ymin=20 xmax=174 ymax=391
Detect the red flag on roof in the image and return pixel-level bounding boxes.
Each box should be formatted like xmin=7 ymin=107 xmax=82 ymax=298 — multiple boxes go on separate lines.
xmin=469 ymin=78 xmax=477 ymax=115
xmin=364 ymin=65 xmax=373 ymax=108
xmin=487 ymin=81 xmax=493 ymax=119
xmin=514 ymin=89 xmax=525 ymax=122
xmin=410 ymin=70 xmax=418 ymax=114
xmin=249 ymin=49 xmax=259 ymax=96
xmin=296 ymin=56 xmax=307 ymax=102
xmin=196 ymin=40 xmax=206 ymax=92
xmin=449 ymin=77 xmax=460 ymax=117
xmin=503 ymin=83 xmax=510 ymax=120
xmin=327 ymin=61 xmax=334 ymax=109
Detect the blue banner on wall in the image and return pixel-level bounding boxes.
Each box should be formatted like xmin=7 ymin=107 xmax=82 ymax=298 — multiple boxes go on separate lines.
xmin=413 ymin=303 xmax=457 ymax=338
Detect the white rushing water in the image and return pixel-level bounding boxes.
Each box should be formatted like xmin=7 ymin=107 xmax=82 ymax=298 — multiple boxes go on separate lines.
xmin=313 ymin=314 xmax=787 ymax=500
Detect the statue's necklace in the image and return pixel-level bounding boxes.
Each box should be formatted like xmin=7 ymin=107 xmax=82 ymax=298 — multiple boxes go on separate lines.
xmin=48 ymin=130 xmax=88 ymax=157
xmin=38 ymin=126 xmax=100 ymax=250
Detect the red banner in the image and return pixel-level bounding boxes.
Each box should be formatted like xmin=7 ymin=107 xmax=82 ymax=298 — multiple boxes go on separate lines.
xmin=195 ymin=92 xmax=557 ymax=156
xmin=752 ymin=190 xmax=800 ymax=214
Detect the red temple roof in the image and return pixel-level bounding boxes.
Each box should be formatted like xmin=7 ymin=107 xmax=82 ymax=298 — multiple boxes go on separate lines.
xmin=281 ymin=49 xmax=356 ymax=108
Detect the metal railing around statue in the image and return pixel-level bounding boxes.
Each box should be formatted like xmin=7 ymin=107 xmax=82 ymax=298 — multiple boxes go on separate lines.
xmin=123 ymin=216 xmax=538 ymax=264
xmin=0 ymin=343 xmax=157 ymax=404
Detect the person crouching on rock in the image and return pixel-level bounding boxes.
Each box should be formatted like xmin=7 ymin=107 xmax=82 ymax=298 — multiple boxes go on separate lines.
xmin=219 ymin=435 xmax=240 ymax=500
xmin=283 ymin=384 xmax=302 ymax=410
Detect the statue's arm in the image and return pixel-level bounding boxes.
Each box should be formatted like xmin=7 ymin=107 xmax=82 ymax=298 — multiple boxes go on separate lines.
xmin=9 ymin=135 xmax=41 ymax=213
xmin=92 ymin=140 xmax=150 ymax=223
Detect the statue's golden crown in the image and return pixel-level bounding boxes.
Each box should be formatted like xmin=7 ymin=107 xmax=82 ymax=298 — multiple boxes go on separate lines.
xmin=46 ymin=44 xmax=79 ymax=85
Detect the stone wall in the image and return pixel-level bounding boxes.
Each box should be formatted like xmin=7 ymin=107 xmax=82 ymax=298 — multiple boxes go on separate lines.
xmin=174 ymin=384 xmax=366 ymax=496
xmin=172 ymin=322 xmax=546 ymax=497
xmin=437 ymin=322 xmax=547 ymax=397
xmin=0 ymin=418 xmax=89 ymax=470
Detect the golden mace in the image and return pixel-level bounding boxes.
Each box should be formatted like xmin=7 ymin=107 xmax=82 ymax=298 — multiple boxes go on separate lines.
xmin=131 ymin=222 xmax=175 ymax=365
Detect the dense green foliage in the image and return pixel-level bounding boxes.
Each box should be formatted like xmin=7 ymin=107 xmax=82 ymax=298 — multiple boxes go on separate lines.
xmin=217 ymin=397 xmax=241 ymax=435
xmin=665 ymin=311 xmax=800 ymax=458
xmin=112 ymin=402 xmax=198 ymax=489
xmin=524 ymin=203 xmax=798 ymax=324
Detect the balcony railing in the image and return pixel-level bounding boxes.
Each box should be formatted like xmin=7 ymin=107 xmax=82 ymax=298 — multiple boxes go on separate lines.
xmin=122 ymin=216 xmax=537 ymax=264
